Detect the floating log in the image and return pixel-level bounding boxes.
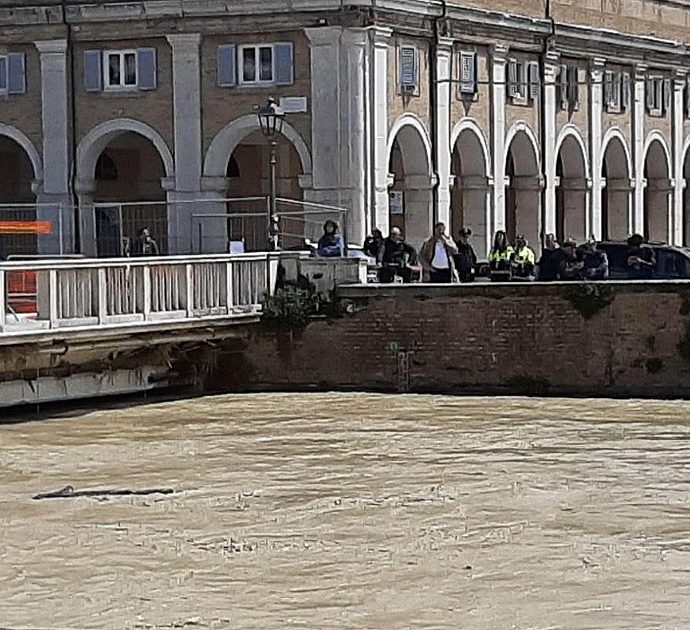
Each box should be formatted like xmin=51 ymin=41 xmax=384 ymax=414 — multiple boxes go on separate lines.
xmin=32 ymin=485 xmax=175 ymax=500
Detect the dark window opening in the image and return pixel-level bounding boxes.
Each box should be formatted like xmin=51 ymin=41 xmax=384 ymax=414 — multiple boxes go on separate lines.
xmin=227 ymin=155 xmax=240 ymax=178
xmin=95 ymin=153 xmax=118 ymax=181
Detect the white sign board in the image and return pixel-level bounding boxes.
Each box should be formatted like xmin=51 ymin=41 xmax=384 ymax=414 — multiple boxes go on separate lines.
xmin=280 ymin=97 xmax=308 ymax=113
xmin=389 ymin=190 xmax=404 ymax=215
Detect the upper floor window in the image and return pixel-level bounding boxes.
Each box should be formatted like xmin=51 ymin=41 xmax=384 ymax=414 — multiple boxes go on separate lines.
xmin=84 ymin=48 xmax=157 ymax=93
xmin=240 ymin=45 xmax=274 ymax=84
xmin=646 ymin=76 xmax=671 ymax=117
xmin=458 ymin=50 xmax=478 ymax=97
xmin=398 ymin=45 xmax=420 ymax=96
xmin=104 ymin=50 xmax=137 ymax=90
xmin=604 ymin=71 xmax=630 ymax=113
xmin=559 ymin=64 xmax=584 ymax=111
xmin=217 ymin=43 xmax=294 ymax=88
xmin=508 ymin=59 xmax=539 ymax=105
xmin=0 ymin=52 xmax=26 ymax=96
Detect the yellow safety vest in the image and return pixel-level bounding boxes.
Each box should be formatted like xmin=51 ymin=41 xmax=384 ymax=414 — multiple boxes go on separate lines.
xmin=513 ymin=246 xmax=535 ymax=265
xmin=489 ymin=246 xmax=514 ymax=262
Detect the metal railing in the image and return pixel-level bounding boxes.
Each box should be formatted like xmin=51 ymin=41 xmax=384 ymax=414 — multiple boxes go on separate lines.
xmin=0 ymin=203 xmax=69 ymax=257
xmin=0 ymin=252 xmax=282 ymax=336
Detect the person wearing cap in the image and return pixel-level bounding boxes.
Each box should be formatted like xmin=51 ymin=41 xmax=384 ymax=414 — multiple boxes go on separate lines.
xmin=580 ymin=238 xmax=609 ymax=280
xmin=420 ymin=222 xmax=459 ymax=283
xmin=453 ymin=227 xmax=477 ymax=283
xmin=558 ymin=239 xmax=584 ymax=280
xmin=511 ymin=234 xmax=536 ymax=280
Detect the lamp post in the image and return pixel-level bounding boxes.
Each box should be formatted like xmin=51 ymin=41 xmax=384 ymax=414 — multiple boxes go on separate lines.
xmin=256 ymin=97 xmax=285 ymax=250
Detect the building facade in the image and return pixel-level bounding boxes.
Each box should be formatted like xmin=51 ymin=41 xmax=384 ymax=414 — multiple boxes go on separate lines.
xmin=2 ymin=0 xmax=690 ymax=258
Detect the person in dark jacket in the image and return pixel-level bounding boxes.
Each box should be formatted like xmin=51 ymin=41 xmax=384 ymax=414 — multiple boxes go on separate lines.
xmin=558 ymin=239 xmax=584 ymax=280
xmin=379 ymin=227 xmax=417 ymax=283
xmin=580 ymin=239 xmax=609 ymax=280
xmin=134 ymin=227 xmax=159 ymax=256
xmin=538 ymin=233 xmax=565 ymax=280
xmin=453 ymin=227 xmax=477 ymax=283
xmin=316 ymin=220 xmax=345 ymax=257
xmin=626 ymin=233 xmax=656 ymax=279
xmin=363 ymin=227 xmax=385 ymax=263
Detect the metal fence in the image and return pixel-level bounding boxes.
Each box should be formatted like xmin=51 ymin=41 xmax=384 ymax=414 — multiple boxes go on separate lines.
xmin=0 ymin=203 xmax=69 ymax=258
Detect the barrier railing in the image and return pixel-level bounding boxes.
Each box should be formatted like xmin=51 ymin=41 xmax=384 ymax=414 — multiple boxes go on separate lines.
xmin=0 ymin=252 xmax=282 ymax=336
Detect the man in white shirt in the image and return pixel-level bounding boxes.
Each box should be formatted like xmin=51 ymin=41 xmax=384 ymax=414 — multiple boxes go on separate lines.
xmin=419 ymin=222 xmax=459 ymax=283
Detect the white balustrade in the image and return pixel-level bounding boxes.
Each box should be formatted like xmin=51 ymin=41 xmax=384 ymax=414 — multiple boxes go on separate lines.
xmin=1 ymin=253 xmax=282 ymax=338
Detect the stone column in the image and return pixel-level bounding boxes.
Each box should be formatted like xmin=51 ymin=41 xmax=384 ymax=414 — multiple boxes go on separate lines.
xmin=458 ymin=175 xmax=493 ymax=259
xmin=543 ymin=51 xmax=560 ymax=237
xmin=304 ymin=27 xmax=368 ymax=244
xmin=589 ymin=58 xmax=606 ymax=240
xmin=166 ymin=34 xmax=207 ymax=252
xmin=435 ymin=37 xmax=453 ymax=228
xmin=403 ymin=174 xmax=436 ymax=250
xmin=35 ymin=39 xmax=73 ymax=254
xmin=633 ymin=64 xmax=647 ymax=235
xmin=673 ymin=70 xmax=686 ymax=245
xmin=490 ymin=44 xmax=508 ymax=234
xmin=370 ymin=27 xmax=392 ymax=234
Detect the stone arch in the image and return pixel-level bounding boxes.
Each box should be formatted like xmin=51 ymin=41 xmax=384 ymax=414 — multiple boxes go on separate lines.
xmin=505 ymin=122 xmax=541 ymax=249
xmin=680 ymin=136 xmax=690 ymax=245
xmin=643 ymin=133 xmax=672 ymax=243
xmin=555 ymin=126 xmax=589 ymax=244
xmin=76 ymin=118 xmax=174 ymax=184
xmin=450 ymin=119 xmax=492 ymax=258
xmin=203 ymin=114 xmax=312 ymax=180
xmin=0 ymin=123 xmax=43 ymax=182
xmin=387 ymin=114 xmax=434 ymax=248
xmin=601 ymin=128 xmax=632 ymax=240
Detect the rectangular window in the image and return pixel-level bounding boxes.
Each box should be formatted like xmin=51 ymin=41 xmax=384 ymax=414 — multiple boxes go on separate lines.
xmin=239 ymin=45 xmax=274 ymax=84
xmin=645 ymin=76 xmax=669 ymax=116
xmin=399 ymin=46 xmax=419 ymax=94
xmin=605 ymin=70 xmax=629 ymax=113
xmin=0 ymin=56 xmax=7 ymax=93
xmin=104 ymin=50 xmax=137 ymax=90
xmin=459 ymin=51 xmax=477 ymax=96
xmin=508 ymin=59 xmax=530 ymax=103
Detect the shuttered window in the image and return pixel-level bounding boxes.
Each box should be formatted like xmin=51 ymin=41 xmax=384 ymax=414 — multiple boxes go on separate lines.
xmin=605 ymin=70 xmax=629 ymax=112
xmin=528 ymin=62 xmax=540 ymax=100
xmin=459 ymin=51 xmax=477 ymax=95
xmin=645 ymin=76 xmax=669 ymax=116
xmin=237 ymin=43 xmax=293 ymax=86
xmin=84 ymin=48 xmax=157 ymax=92
xmin=0 ymin=53 xmax=26 ymax=95
xmin=217 ymin=45 xmax=236 ymax=87
xmin=399 ymin=46 xmax=418 ymax=92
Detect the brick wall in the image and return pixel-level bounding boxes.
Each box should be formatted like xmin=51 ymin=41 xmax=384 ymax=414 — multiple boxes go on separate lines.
xmin=226 ymin=283 xmax=690 ymax=398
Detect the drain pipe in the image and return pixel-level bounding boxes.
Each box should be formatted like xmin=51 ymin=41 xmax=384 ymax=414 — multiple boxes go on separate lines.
xmin=430 ymin=0 xmax=448 ymax=226
xmin=540 ymin=0 xmax=555 ymax=249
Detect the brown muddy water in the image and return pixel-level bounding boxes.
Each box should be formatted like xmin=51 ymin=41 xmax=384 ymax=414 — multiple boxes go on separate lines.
xmin=1 ymin=393 xmax=690 ymax=629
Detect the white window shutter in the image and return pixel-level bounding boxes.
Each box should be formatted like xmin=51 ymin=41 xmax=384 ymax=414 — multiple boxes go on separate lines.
xmin=604 ymin=71 xmax=613 ymax=107
xmin=508 ymin=59 xmax=518 ymax=97
xmin=217 ymin=45 xmax=236 ymax=87
xmin=275 ymin=43 xmax=294 ymax=86
xmin=645 ymin=78 xmax=655 ymax=111
xmin=528 ymin=61 xmax=540 ymax=100
xmin=663 ymin=78 xmax=672 ymax=113
xmin=84 ymin=50 xmax=103 ymax=92
xmin=567 ymin=66 xmax=578 ymax=107
xmin=137 ymin=48 xmax=157 ymax=90
xmin=622 ymin=73 xmax=631 ymax=110
xmin=559 ymin=64 xmax=568 ymax=109
xmin=7 ymin=52 xmax=26 ymax=95
xmin=400 ymin=46 xmax=417 ymax=89
xmin=459 ymin=51 xmax=477 ymax=95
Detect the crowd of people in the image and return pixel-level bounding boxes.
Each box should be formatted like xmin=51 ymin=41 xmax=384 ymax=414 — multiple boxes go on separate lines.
xmin=315 ymin=219 xmax=658 ymax=283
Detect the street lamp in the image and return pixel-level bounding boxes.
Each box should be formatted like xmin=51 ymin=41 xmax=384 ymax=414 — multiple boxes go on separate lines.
xmin=256 ymin=97 xmax=285 ymax=250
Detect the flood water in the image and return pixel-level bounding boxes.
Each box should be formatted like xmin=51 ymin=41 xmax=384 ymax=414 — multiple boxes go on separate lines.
xmin=1 ymin=393 xmax=690 ymax=629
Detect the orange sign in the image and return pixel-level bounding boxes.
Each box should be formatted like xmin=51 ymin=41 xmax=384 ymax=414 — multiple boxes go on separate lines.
xmin=0 ymin=220 xmax=53 ymax=235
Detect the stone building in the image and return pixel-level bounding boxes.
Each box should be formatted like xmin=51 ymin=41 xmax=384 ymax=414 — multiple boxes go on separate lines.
xmin=1 ymin=0 xmax=690 ymax=257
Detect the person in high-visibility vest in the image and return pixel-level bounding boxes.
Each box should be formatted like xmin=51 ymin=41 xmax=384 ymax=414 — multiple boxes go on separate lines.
xmin=511 ymin=235 xmax=536 ymax=279
xmin=489 ymin=230 xmax=514 ymax=281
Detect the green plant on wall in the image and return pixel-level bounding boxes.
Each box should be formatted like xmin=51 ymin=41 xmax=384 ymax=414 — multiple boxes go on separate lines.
xmin=261 ymin=285 xmax=321 ymax=329
xmin=564 ymin=284 xmax=614 ymax=320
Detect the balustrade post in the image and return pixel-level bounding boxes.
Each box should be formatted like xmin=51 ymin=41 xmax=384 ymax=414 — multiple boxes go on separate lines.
xmin=142 ymin=266 xmax=151 ymax=320
xmin=225 ymin=261 xmax=234 ymax=314
xmin=0 ymin=268 xmax=6 ymax=333
xmin=185 ymin=263 xmax=194 ymax=317
xmin=48 ymin=269 xmax=58 ymax=328
xmin=97 ymin=268 xmax=107 ymax=324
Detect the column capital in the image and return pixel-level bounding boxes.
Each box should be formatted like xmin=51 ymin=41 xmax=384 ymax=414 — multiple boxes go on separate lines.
xmin=305 ymin=26 xmax=343 ymax=46
xmin=34 ymin=39 xmax=67 ymax=55
xmin=544 ymin=50 xmax=560 ymax=66
xmin=634 ymin=64 xmax=648 ymax=81
xmin=590 ymin=57 xmax=606 ymax=82
xmin=674 ymin=68 xmax=687 ymax=89
xmin=166 ymin=33 xmax=201 ymax=50
xmin=340 ymin=27 xmax=369 ymax=48
xmin=490 ymin=44 xmax=509 ymax=63
xmin=436 ymin=36 xmax=454 ymax=52
xmin=368 ymin=26 xmax=393 ymax=45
